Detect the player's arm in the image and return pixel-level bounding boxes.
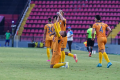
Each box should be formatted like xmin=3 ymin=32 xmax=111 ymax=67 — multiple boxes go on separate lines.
xmin=106 ymin=26 xmax=112 ymax=37
xmin=86 ymin=29 xmax=89 ymax=39
xmin=57 ymin=12 xmax=65 ymax=22
xmin=50 ymin=32 xmax=55 ymax=36
xmin=43 ymin=25 xmax=47 ymax=43
xmin=54 ymin=23 xmax=61 ymax=37
xmin=92 ymin=28 xmax=95 ymax=41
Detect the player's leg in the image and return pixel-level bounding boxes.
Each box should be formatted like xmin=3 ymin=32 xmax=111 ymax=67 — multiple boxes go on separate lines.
xmin=61 ymin=37 xmax=67 ymax=63
xmin=89 ymin=39 xmax=94 ymax=57
xmin=61 ymin=48 xmax=65 ymax=63
xmin=97 ymin=37 xmax=112 ymax=68
xmin=45 ymin=40 xmax=50 ymax=61
xmin=50 ymin=52 xmax=68 ymax=68
xmin=65 ymin=52 xmax=78 ymax=62
xmin=97 ymin=38 xmax=103 ymax=67
xmin=67 ymin=41 xmax=70 ymax=52
xmin=8 ymin=40 xmax=10 ymax=46
xmin=86 ymin=39 xmax=90 ymax=52
xmin=69 ymin=41 xmax=72 ymax=53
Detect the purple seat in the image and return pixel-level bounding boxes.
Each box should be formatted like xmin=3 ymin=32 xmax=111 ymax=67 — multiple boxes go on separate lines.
xmin=33 ymin=20 xmax=37 ymax=23
xmin=46 ymin=1 xmax=50 ymax=4
xmin=32 ymin=24 xmax=36 ymax=28
xmin=35 ymin=1 xmax=38 ymax=4
xmin=27 ymin=24 xmax=31 ymax=28
xmin=115 ymin=36 xmax=118 ymax=39
xmin=42 ymin=1 xmax=46 ymax=4
xmin=32 ymin=16 xmax=35 ymax=19
xmin=27 ymin=29 xmax=30 ymax=32
xmin=23 ymin=29 xmax=26 ymax=32
xmin=119 ymin=36 xmax=120 ymax=39
xmin=26 ymin=33 xmax=29 ymax=36
xmin=73 ymin=30 xmax=77 ymax=33
xmin=29 ymin=20 xmax=33 ymax=23
xmin=35 ymin=29 xmax=38 ymax=33
xmin=34 ymin=34 xmax=37 ymax=36
xmin=22 ymin=33 xmax=25 ymax=36
xmin=38 ymin=1 xmax=42 ymax=4
xmin=30 ymin=33 xmax=33 ymax=36
xmin=36 ymin=24 xmax=40 ymax=28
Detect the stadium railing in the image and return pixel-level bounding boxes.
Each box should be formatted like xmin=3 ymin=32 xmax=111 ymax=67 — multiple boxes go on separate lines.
xmin=19 ymin=36 xmax=120 ymax=45
xmin=14 ymin=0 xmax=31 ymax=38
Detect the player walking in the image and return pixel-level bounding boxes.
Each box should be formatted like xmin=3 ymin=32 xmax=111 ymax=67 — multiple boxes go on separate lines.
xmin=43 ymin=18 xmax=54 ymax=62
xmin=92 ymin=15 xmax=112 ymax=68
xmin=86 ymin=25 xmax=96 ymax=57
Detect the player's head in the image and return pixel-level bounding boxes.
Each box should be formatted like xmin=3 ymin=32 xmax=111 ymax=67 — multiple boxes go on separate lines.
xmin=59 ymin=31 xmax=67 ymax=37
xmin=68 ymin=27 xmax=71 ymax=31
xmin=59 ymin=10 xmax=64 ymax=16
xmin=89 ymin=24 xmax=93 ymax=28
xmin=53 ymin=15 xmax=57 ymax=23
xmin=95 ymin=15 xmax=101 ymax=22
xmin=48 ymin=18 xmax=52 ymax=23
xmin=7 ymin=30 xmax=9 ymax=33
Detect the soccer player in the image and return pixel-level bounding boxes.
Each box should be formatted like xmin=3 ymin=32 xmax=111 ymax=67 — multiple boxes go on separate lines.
xmin=50 ymin=18 xmax=69 ymax=68
xmin=57 ymin=10 xmax=67 ymax=63
xmin=43 ymin=18 xmax=54 ymax=62
xmin=57 ymin=10 xmax=78 ymax=63
xmin=86 ymin=25 xmax=96 ymax=57
xmin=5 ymin=30 xmax=11 ymax=47
xmin=92 ymin=15 xmax=112 ymax=68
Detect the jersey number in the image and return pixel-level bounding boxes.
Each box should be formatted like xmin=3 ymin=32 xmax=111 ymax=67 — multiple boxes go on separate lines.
xmin=99 ymin=26 xmax=103 ymax=33
xmin=48 ymin=26 xmax=54 ymax=33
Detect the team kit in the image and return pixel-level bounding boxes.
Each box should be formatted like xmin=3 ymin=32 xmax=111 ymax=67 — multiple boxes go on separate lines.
xmin=43 ymin=10 xmax=112 ymax=68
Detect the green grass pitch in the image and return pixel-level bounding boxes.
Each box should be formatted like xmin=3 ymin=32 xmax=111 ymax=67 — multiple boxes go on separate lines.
xmin=0 ymin=47 xmax=120 ymax=80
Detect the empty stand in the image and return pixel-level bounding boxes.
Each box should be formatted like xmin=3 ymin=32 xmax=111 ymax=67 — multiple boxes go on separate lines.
xmin=22 ymin=0 xmax=120 ymax=42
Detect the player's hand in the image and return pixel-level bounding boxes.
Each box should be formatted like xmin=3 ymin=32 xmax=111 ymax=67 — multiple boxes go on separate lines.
xmin=53 ymin=36 xmax=55 ymax=42
xmin=91 ymin=38 xmax=94 ymax=41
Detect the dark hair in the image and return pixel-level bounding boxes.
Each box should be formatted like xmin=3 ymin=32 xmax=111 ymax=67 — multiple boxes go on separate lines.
xmin=53 ymin=15 xmax=58 ymax=19
xmin=95 ymin=15 xmax=101 ymax=20
xmin=48 ymin=18 xmax=52 ymax=22
xmin=90 ymin=24 xmax=93 ymax=28
xmin=63 ymin=31 xmax=67 ymax=37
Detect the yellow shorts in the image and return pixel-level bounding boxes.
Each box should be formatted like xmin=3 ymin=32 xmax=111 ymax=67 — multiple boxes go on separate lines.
xmin=97 ymin=37 xmax=107 ymax=51
xmin=45 ymin=40 xmax=52 ymax=48
xmin=61 ymin=37 xmax=67 ymax=48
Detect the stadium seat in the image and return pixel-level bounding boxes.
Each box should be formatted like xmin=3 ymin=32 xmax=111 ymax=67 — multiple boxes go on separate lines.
xmin=22 ymin=0 xmax=120 ymax=41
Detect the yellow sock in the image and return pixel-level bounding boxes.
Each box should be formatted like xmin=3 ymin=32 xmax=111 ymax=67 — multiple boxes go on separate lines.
xmin=53 ymin=63 xmax=65 ymax=68
xmin=103 ymin=52 xmax=110 ymax=63
xmin=47 ymin=48 xmax=50 ymax=60
xmin=99 ymin=52 xmax=103 ymax=63
xmin=62 ymin=51 xmax=65 ymax=62
xmin=68 ymin=53 xmax=74 ymax=57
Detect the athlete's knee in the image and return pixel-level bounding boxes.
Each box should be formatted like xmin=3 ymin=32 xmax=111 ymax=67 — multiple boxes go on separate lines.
xmin=100 ymin=49 xmax=105 ymax=53
xmin=65 ymin=52 xmax=68 ymax=55
xmin=61 ymin=48 xmax=64 ymax=51
xmin=50 ymin=65 xmax=53 ymax=68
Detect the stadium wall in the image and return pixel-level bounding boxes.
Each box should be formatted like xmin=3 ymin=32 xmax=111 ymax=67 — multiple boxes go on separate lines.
xmin=0 ymin=41 xmax=119 ymax=55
